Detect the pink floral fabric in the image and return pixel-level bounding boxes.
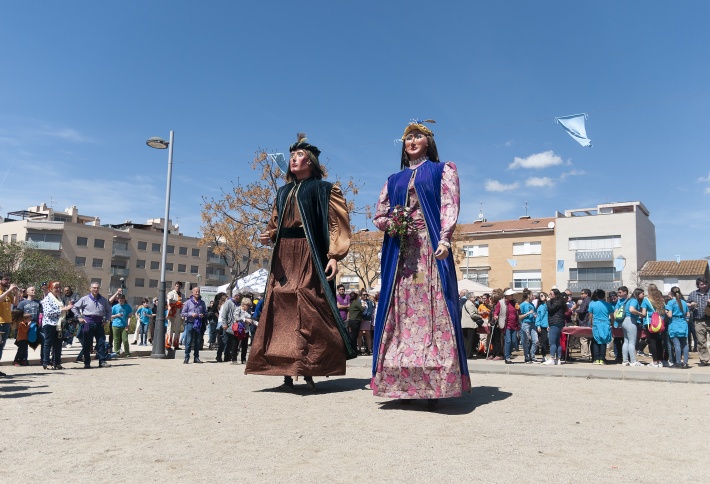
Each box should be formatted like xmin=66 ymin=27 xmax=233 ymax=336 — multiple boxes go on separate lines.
xmin=372 ymin=161 xmax=468 ymax=399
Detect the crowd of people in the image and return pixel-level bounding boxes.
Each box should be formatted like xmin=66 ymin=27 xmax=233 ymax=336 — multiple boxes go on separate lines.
xmin=456 ymin=277 xmax=710 ymax=369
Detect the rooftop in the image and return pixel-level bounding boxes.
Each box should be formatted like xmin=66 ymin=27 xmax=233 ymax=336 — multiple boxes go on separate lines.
xmin=639 ymin=260 xmax=709 ymax=277
xmin=459 ymin=217 xmax=556 ymax=236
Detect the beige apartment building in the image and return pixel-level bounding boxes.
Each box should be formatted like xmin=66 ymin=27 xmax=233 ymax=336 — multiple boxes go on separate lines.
xmin=554 ymin=201 xmax=656 ymax=293
xmin=456 ymin=216 xmax=557 ymax=291
xmin=0 ymin=203 xmax=266 ymax=305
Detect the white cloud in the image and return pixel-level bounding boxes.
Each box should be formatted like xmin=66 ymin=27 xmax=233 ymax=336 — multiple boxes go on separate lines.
xmin=39 ymin=127 xmax=93 ymax=143
xmin=525 ymin=177 xmax=555 ymax=188
xmin=698 ymin=172 xmax=710 ymax=183
xmin=485 ymin=179 xmax=520 ymax=192
xmin=559 ymin=169 xmax=586 ymax=180
xmin=508 ymin=150 xmax=563 ymax=170
xmin=705 ymin=187 xmax=710 ymax=194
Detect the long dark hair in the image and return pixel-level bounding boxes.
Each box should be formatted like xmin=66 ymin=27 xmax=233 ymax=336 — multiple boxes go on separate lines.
xmin=400 ymin=133 xmax=440 ymax=170
xmin=671 ymin=286 xmax=684 ymax=312
xmin=210 ymin=292 xmax=227 ymax=314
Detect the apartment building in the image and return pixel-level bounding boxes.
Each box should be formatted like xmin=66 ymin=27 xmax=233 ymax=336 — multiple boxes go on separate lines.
xmin=554 ymin=201 xmax=656 ymax=293
xmin=456 ymin=216 xmax=557 ymax=291
xmin=0 ymin=203 xmax=267 ymax=305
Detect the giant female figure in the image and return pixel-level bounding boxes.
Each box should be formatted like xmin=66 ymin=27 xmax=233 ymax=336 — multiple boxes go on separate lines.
xmin=371 ymin=121 xmax=471 ymax=408
xmin=246 ymin=134 xmax=357 ymax=390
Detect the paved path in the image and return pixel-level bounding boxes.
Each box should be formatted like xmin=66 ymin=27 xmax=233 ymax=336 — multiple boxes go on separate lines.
xmin=3 ymin=338 xmax=710 ymax=384
xmin=1 ymin=356 xmax=708 ymax=483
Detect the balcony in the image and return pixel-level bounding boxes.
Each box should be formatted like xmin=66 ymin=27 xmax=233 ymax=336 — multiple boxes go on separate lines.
xmin=207 ymin=255 xmax=226 ymax=265
xmin=567 ymin=281 xmax=621 ymax=292
xmin=110 ymin=268 xmax=130 ymax=277
xmin=575 ymin=249 xmax=613 ymax=262
xmin=206 ymin=274 xmax=229 ymax=282
xmin=27 ymin=241 xmax=61 ymax=251
xmin=112 ymin=248 xmax=132 ymax=258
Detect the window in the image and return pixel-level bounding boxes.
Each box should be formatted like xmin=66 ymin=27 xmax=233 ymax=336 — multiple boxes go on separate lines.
xmin=569 ymin=267 xmax=620 ymax=282
xmin=167 ymin=245 xmax=175 ymax=254
xmin=463 ymin=244 xmax=488 ymax=257
xmin=94 ymin=238 xmax=105 ymax=249
xmin=136 ymin=259 xmax=146 ymax=269
xmin=191 ymin=248 xmax=200 ymax=257
xmin=2 ymin=235 xmax=7 ymax=243
xmin=165 ymin=281 xmax=172 ymax=288
xmin=513 ymin=270 xmax=542 ymax=290
xmin=91 ymin=278 xmax=102 ymax=285
xmin=663 ymin=278 xmax=679 ymax=294
xmin=26 ymin=232 xmax=62 ymax=250
xmin=152 ymin=243 xmax=161 ymax=252
xmin=462 ymin=269 xmax=489 ymax=286
xmin=149 ymin=279 xmax=158 ymax=288
xmin=150 ymin=261 xmax=160 ymax=270
xmin=179 ymin=246 xmax=188 ymax=256
xmin=166 ymin=262 xmax=173 ymax=272
xmin=135 ymin=278 xmax=145 ymax=287
xmin=75 ymin=256 xmax=86 ymax=267
xmin=11 ymin=234 xmax=17 ymax=242
xmin=92 ymin=258 xmax=103 ymax=269
xmin=340 ymin=275 xmax=360 ymax=292
xmin=137 ymin=241 xmax=147 ymax=250
xmin=568 ymin=235 xmax=621 ymax=251
xmin=513 ymin=241 xmax=541 ymax=255
xmin=178 ymin=264 xmax=186 ymax=273
xmin=242 ymin=255 xmax=248 ymax=264
xmin=113 ymin=241 xmax=129 ymax=251
xmin=190 ymin=265 xmax=199 ymax=274
xmin=77 ymin=236 xmax=88 ymax=246
xmin=262 ymin=258 xmax=269 ymax=266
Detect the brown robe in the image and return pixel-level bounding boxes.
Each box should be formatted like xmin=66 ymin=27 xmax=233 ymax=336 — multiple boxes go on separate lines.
xmin=245 ymin=183 xmax=351 ymax=376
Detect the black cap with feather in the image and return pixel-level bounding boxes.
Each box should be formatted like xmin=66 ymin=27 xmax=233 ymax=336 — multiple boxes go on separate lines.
xmin=289 ymin=132 xmax=321 ymax=160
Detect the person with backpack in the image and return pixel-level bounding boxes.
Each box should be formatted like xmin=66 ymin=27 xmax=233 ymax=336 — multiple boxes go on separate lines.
xmin=620 ymin=288 xmax=646 ymax=367
xmin=588 ymin=289 xmax=613 ymax=364
xmin=644 ymin=284 xmax=667 ymax=368
xmin=666 ymin=286 xmax=690 ymax=369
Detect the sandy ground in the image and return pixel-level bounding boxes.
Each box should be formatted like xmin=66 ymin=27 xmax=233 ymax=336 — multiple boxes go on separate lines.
xmin=1 ymin=355 xmax=709 ymax=483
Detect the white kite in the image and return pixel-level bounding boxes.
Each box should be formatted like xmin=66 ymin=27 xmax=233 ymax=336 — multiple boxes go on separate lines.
xmin=555 ymin=113 xmax=592 ymax=147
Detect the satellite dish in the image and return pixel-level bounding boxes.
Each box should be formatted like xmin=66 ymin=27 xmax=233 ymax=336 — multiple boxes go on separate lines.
xmin=547 ymin=222 xmax=555 ymax=229
xmin=614 ymin=256 xmax=626 ymax=272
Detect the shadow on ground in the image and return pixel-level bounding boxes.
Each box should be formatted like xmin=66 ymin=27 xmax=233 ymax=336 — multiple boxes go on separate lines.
xmin=0 ymin=375 xmax=53 ymax=399
xmin=255 ymin=377 xmax=371 ymax=396
xmin=377 ymin=385 xmax=513 ymax=415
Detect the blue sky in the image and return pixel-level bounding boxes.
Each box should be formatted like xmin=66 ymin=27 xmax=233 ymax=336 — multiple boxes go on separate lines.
xmin=1 ymin=1 xmax=708 ymax=260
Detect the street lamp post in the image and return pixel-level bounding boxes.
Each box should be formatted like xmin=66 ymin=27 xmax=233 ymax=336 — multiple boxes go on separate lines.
xmin=146 ymin=131 xmax=175 ymax=359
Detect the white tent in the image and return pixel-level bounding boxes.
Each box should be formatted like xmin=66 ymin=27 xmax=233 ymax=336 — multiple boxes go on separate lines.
xmin=217 ymin=268 xmax=269 ymax=295
xmin=457 ymin=279 xmax=493 ymax=296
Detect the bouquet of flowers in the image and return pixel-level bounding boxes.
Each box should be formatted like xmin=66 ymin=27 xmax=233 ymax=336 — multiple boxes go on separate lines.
xmin=387 ymin=205 xmax=414 ymax=239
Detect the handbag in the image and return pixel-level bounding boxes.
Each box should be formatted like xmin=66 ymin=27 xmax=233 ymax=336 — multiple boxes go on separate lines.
xmin=497 ymin=300 xmax=507 ymax=329
xmin=704 ymin=302 xmax=710 ymax=318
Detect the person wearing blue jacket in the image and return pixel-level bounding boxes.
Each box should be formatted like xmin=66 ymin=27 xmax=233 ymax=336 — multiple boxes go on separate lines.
xmin=535 ymin=292 xmax=549 ymax=363
xmin=519 ymin=289 xmax=538 ymax=363
xmin=588 ymin=289 xmax=613 ymax=365
xmin=666 ymin=286 xmax=689 ymax=368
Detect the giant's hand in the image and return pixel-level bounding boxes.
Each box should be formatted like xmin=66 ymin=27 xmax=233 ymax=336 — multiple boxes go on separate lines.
xmin=258 ymin=232 xmax=272 ymax=245
xmin=434 ymin=245 xmax=449 ymax=260
xmin=324 ymin=258 xmax=338 ymax=281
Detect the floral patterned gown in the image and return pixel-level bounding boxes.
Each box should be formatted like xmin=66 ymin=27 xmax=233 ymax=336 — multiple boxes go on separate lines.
xmin=371 ymin=160 xmax=469 ymax=399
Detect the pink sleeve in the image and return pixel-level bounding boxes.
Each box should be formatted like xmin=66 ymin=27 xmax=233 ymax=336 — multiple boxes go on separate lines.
xmin=373 ymin=181 xmax=391 ymax=233
xmin=440 ymin=162 xmax=460 ymax=243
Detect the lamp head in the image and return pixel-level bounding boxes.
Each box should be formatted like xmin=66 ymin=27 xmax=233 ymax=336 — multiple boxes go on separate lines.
xmin=146 ymin=137 xmax=169 ymax=149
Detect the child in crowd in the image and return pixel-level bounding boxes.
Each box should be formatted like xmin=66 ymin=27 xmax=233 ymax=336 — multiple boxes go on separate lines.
xmin=12 ymin=309 xmax=31 ymax=366
xmin=135 ymin=298 xmax=153 ymax=346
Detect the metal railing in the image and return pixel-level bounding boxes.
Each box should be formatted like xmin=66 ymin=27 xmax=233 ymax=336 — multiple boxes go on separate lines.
xmin=575 ymin=249 xmax=613 ymax=262
xmin=110 ymin=268 xmax=130 ymax=277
